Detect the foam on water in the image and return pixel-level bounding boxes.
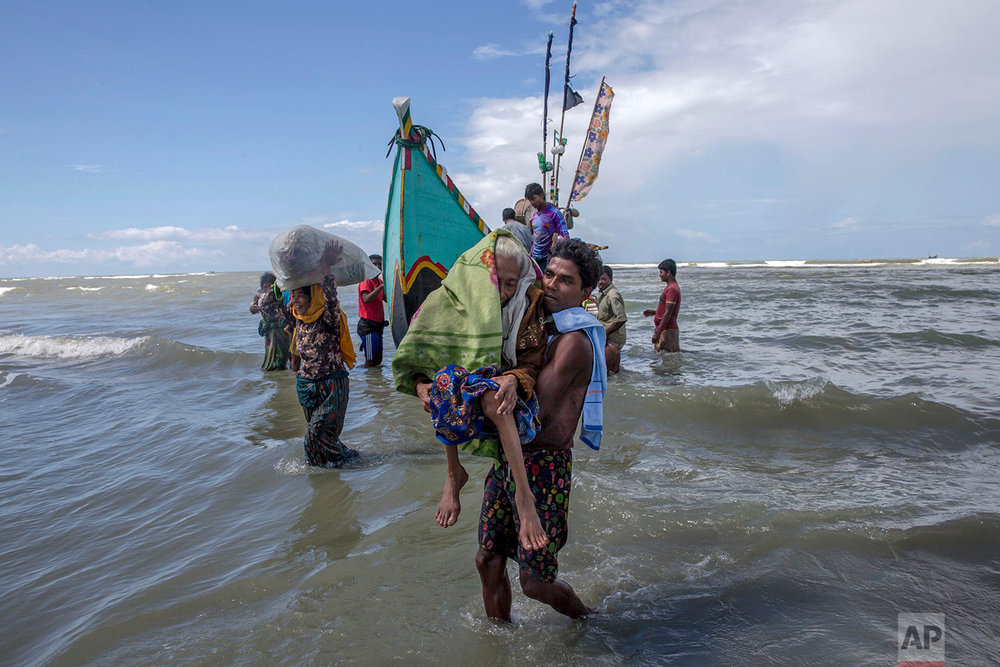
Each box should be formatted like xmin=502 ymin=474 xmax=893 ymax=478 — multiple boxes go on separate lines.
xmin=765 ymin=377 xmax=829 ymax=405
xmin=0 ymin=287 xmax=17 ymax=297
xmin=917 ymin=257 xmax=974 ymax=266
xmin=66 ymin=286 xmax=104 ymax=292
xmin=0 ymin=333 xmax=149 ymax=358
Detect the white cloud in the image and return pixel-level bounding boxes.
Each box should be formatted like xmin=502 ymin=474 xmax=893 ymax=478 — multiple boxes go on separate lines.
xmin=321 ymin=219 xmax=381 ymax=231
xmin=91 ymin=225 xmax=270 ymax=243
xmin=830 ymin=216 xmax=861 ymax=229
xmin=320 ymin=219 xmax=384 ymax=255
xmin=70 ymin=164 xmax=113 ymax=174
xmin=473 ymin=44 xmax=519 ymax=61
xmin=982 ymin=214 xmax=1000 ymax=227
xmin=571 ymin=0 xmax=1000 ymax=154
xmin=0 ymin=241 xmax=219 ymax=267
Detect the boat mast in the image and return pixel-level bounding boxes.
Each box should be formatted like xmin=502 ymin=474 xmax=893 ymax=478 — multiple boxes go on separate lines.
xmin=552 ymin=1 xmax=578 ymax=206
xmin=540 ymin=31 xmax=553 ymax=178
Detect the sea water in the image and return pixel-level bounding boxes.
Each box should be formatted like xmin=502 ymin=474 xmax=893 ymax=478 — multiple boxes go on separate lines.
xmin=1 ymin=260 xmax=998 ymax=665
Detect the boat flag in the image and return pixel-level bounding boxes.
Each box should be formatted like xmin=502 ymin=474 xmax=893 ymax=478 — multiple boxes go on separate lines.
xmin=568 ymin=78 xmax=614 ymax=203
xmin=563 ymin=86 xmax=584 ymax=111
xmin=561 ymin=2 xmax=582 ymax=112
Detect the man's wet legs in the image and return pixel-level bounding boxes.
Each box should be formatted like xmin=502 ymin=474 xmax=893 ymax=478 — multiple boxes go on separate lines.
xmin=518 ymin=570 xmax=593 ymax=619
xmin=475 ymin=548 xmax=512 ymax=621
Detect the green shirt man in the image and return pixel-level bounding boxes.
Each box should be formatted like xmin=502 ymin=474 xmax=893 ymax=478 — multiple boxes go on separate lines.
xmin=596 ymin=265 xmax=626 ymax=373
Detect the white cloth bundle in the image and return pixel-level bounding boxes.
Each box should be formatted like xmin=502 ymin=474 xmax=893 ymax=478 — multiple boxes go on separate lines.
xmin=268 ymin=225 xmax=380 ymax=290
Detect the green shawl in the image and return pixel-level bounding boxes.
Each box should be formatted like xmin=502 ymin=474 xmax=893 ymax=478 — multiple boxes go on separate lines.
xmin=392 ymin=228 xmax=515 ymax=459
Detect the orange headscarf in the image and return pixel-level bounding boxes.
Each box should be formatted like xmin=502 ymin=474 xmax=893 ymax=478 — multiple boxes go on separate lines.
xmin=292 ymin=284 xmax=326 ymax=324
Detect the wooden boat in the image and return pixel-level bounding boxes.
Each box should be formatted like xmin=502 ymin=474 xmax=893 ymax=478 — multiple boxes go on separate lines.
xmin=382 ymin=97 xmax=490 ymax=345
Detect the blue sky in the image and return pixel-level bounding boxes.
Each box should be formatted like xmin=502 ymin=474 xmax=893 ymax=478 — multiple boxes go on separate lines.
xmin=2 ymin=0 xmax=999 ymax=277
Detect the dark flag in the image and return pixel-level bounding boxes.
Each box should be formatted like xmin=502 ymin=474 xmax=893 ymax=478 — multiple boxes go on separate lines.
xmin=563 ymin=85 xmax=584 ymax=111
xmin=562 ymin=3 xmax=580 ymax=112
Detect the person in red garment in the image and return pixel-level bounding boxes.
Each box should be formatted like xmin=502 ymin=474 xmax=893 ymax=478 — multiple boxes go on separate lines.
xmin=357 ymin=254 xmax=387 ymax=367
xmin=643 ymin=258 xmax=681 ymax=353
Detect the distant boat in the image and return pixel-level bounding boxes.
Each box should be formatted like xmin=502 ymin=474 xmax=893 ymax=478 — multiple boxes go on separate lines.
xmin=382 ymin=97 xmax=490 ymax=346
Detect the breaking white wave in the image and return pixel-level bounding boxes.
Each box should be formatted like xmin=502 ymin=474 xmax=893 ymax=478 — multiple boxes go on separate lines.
xmin=79 ymin=272 xmax=219 ymax=280
xmin=0 ymin=287 xmax=17 ymax=297
xmin=915 ymin=257 xmax=994 ymax=266
xmin=66 ymin=286 xmax=104 ymax=292
xmin=0 ymin=334 xmax=149 ymax=359
xmin=766 ymin=378 xmax=829 ymax=406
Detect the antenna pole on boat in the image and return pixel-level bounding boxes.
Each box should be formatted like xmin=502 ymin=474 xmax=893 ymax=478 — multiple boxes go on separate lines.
xmin=553 ymin=1 xmax=578 ymax=206
xmin=541 ymin=31 xmax=554 ymax=177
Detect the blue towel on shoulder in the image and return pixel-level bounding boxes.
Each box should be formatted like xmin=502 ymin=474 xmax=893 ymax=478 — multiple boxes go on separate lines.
xmin=550 ymin=306 xmax=607 ymax=450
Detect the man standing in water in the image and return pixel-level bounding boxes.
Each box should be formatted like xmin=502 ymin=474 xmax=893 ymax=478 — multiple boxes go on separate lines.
xmin=643 ymin=258 xmax=681 ymax=353
xmin=596 ymin=265 xmax=627 ymax=373
xmin=357 ymin=254 xmax=387 ymax=367
xmin=476 ymin=238 xmax=605 ymax=621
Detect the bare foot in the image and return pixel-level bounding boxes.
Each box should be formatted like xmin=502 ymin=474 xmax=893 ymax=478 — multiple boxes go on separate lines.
xmin=516 ymin=497 xmax=549 ymax=551
xmin=435 ymin=466 xmax=469 ymax=527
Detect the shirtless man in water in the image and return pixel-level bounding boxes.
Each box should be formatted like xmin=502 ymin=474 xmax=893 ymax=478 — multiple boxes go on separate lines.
xmin=416 ymin=235 xmax=549 ymax=554
xmin=475 ymin=238 xmax=602 ymax=620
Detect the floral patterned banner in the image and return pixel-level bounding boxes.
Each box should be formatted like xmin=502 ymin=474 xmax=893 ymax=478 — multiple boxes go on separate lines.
xmin=569 ymin=80 xmax=614 ymax=203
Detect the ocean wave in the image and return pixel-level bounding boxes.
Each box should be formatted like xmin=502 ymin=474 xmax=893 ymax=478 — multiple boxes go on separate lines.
xmin=614 ymin=258 xmax=998 ymax=270
xmin=764 ymin=377 xmax=828 ymax=405
xmin=66 ymin=286 xmax=105 ymax=292
xmin=686 ymin=262 xmax=730 ymax=268
xmin=619 ymin=379 xmax=998 ymax=444
xmin=0 ymin=287 xmax=17 ymax=297
xmin=887 ymin=329 xmax=1000 ymax=349
xmin=0 ymin=333 xmax=150 ymax=359
xmin=84 ymin=272 xmax=218 ymax=280
xmin=891 ymin=513 xmax=1000 ymax=557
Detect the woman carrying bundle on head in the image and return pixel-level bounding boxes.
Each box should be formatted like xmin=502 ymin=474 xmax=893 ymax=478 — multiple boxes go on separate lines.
xmin=286 ymin=240 xmax=359 ymax=468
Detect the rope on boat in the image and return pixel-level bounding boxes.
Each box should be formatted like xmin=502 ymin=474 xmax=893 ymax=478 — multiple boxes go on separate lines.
xmin=385 ymin=125 xmax=446 ymax=161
